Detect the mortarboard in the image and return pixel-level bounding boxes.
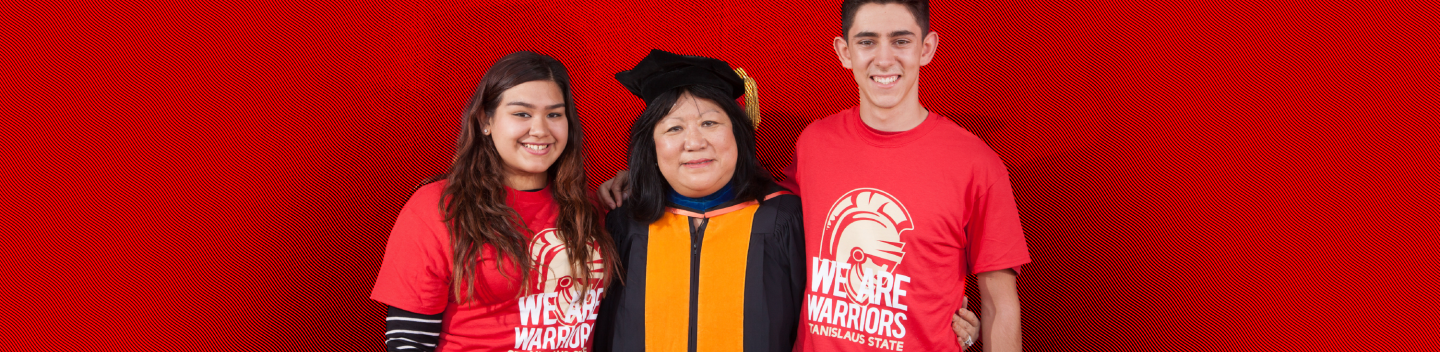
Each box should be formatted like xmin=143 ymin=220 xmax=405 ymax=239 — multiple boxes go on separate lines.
xmin=616 ymin=49 xmax=761 ymax=127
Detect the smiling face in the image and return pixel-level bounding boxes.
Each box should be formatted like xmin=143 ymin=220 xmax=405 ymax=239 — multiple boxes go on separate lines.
xmin=834 ymin=3 xmax=937 ymax=111
xmin=652 ymin=92 xmax=738 ymax=198
xmin=484 ymin=80 xmax=569 ymax=190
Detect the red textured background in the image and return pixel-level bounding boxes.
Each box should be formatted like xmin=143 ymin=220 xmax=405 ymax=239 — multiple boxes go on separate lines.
xmin=3 ymin=0 xmax=1437 ymax=351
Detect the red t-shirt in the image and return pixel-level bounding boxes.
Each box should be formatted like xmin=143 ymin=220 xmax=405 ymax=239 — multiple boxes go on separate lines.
xmin=790 ymin=107 xmax=1031 ymax=352
xmin=371 ymin=181 xmax=606 ymax=352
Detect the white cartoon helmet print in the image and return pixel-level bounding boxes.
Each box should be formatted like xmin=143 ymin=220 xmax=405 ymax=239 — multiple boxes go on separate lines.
xmin=820 ymin=188 xmax=912 ymax=306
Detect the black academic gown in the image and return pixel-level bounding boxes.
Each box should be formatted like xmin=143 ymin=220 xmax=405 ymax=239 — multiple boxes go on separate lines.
xmin=594 ymin=184 xmax=805 ymax=352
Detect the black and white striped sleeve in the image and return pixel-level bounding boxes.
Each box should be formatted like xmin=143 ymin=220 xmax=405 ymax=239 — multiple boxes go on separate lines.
xmin=386 ymin=305 xmax=442 ymax=351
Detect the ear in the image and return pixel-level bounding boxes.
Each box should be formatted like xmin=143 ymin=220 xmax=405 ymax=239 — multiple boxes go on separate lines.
xmin=833 ymin=36 xmax=853 ymax=69
xmin=919 ymin=31 xmax=939 ymax=66
xmin=479 ymin=115 xmax=492 ymax=135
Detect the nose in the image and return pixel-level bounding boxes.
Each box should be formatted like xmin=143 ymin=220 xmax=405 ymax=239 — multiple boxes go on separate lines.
xmin=528 ymin=115 xmax=551 ymax=138
xmin=682 ymin=123 xmax=707 ymax=151
xmin=875 ymin=42 xmax=897 ymax=68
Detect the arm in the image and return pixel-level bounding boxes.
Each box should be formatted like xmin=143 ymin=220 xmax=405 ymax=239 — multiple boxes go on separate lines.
xmin=977 ymin=269 xmax=1022 ymax=352
xmin=385 ymin=305 xmax=442 ymax=352
xmin=372 ymin=186 xmax=454 ymax=351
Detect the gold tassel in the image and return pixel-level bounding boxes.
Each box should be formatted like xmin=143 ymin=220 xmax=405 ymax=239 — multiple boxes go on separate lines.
xmin=734 ymin=68 xmax=760 ymax=128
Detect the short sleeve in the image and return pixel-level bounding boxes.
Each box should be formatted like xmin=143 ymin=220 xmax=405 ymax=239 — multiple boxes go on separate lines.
xmin=966 ymin=177 xmax=1032 ymax=275
xmin=371 ymin=187 xmax=452 ymax=315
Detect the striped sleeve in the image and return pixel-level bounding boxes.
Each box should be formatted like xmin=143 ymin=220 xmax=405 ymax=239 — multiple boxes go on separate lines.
xmin=386 ymin=305 xmax=442 ymax=351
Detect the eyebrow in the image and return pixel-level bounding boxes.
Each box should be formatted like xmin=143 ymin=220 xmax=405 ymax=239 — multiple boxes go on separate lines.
xmin=504 ymin=102 xmax=567 ymax=110
xmin=662 ymin=109 xmax=722 ymax=121
xmin=853 ymin=30 xmax=916 ymax=39
xmin=890 ymin=30 xmax=916 ymax=38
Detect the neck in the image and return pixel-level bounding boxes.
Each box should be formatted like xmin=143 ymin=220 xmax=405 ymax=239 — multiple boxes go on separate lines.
xmin=504 ymin=174 xmax=547 ymax=191
xmin=858 ymin=92 xmax=928 ymax=132
xmin=669 ymin=181 xmax=736 ymax=211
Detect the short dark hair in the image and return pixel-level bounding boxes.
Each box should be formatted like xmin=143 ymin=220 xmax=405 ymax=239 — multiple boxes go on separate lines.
xmin=841 ymin=0 xmax=930 ymax=39
xmin=623 ymin=84 xmax=772 ymax=223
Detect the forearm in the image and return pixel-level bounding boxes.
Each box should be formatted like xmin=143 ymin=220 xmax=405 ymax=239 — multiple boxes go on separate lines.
xmin=977 ymin=269 xmax=1022 ymax=352
xmin=980 ymin=299 xmax=1021 ymax=352
xmin=386 ymin=305 xmax=442 ymax=352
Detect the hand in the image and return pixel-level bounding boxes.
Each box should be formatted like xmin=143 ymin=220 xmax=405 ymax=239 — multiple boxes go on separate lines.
xmin=952 ymin=296 xmax=979 ymax=350
xmin=598 ymin=170 xmax=631 ymax=209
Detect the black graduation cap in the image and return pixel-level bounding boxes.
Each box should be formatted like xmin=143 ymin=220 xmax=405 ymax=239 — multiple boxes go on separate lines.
xmin=615 ymin=49 xmax=747 ymax=105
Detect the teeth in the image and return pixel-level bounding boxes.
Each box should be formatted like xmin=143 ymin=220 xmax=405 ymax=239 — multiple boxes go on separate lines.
xmin=874 ymin=76 xmax=898 ymax=84
xmin=525 ymin=144 xmax=546 ymax=151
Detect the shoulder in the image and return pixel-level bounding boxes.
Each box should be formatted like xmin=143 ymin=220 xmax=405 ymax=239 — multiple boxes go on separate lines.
xmin=411 ymin=179 xmax=447 ymax=200
xmin=796 ymin=106 xmax=855 ymax=144
xmin=928 ymin=114 xmax=1008 ymax=171
xmin=760 ymin=184 xmax=800 ymax=210
xmin=753 ymin=186 xmax=804 ymax=247
xmin=927 ymin=114 xmax=987 ymax=147
xmin=604 ymin=204 xmax=637 ymax=241
xmin=757 ymin=184 xmax=802 ymax=223
xmin=399 ymin=180 xmax=448 ymax=221
xmin=385 ymin=180 xmax=451 ymax=250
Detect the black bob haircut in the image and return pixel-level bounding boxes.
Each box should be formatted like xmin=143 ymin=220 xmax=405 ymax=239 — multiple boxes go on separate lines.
xmin=841 ymin=0 xmax=930 ymax=39
xmin=623 ymin=84 xmax=772 ymax=223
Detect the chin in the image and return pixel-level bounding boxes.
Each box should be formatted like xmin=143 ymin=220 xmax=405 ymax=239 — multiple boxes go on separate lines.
xmin=518 ymin=165 xmax=552 ymax=175
xmin=866 ymin=97 xmax=903 ymax=109
xmin=678 ymin=182 xmax=717 ymax=196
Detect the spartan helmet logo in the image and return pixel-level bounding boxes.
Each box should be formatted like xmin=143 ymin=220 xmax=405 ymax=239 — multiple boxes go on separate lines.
xmin=820 ymin=188 xmax=912 ymax=306
xmin=528 ymin=228 xmax=604 ymax=326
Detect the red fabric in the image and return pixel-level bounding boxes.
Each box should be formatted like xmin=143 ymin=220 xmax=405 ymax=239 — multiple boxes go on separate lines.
xmin=793 ymin=107 xmax=1030 ymax=351
xmin=371 ymin=181 xmax=606 ymax=352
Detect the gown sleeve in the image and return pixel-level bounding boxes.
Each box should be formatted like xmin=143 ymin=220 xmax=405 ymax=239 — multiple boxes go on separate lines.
xmin=593 ymin=207 xmax=632 ymax=352
xmin=761 ymin=194 xmax=806 ymax=350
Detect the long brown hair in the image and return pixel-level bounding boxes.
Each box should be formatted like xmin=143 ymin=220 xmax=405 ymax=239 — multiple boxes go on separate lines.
xmin=430 ymin=51 xmax=616 ymax=304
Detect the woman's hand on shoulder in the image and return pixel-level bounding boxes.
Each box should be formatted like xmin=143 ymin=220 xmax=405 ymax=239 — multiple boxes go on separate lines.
xmin=598 ymin=170 xmax=631 ymax=210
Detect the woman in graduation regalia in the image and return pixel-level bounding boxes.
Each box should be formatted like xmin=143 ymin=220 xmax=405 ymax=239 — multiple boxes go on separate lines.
xmin=592 ymin=49 xmax=806 ymax=352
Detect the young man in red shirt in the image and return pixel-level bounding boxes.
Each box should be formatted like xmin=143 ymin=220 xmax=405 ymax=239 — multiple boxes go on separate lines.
xmin=783 ymin=1 xmax=1028 ymax=351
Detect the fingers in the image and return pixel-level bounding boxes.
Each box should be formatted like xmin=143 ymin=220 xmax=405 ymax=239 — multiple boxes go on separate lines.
xmin=597 ymin=171 xmax=631 ymax=209
xmin=952 ymin=313 xmax=971 ymax=351
xmin=958 ymin=307 xmax=979 ymax=332
xmin=599 ymin=181 xmax=619 ymax=209
xmin=953 ymin=296 xmax=979 ymax=350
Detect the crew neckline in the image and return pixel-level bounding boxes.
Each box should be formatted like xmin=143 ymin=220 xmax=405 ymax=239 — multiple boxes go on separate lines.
xmin=505 ymin=183 xmax=553 ymax=204
xmin=846 ymin=106 xmax=941 ymax=148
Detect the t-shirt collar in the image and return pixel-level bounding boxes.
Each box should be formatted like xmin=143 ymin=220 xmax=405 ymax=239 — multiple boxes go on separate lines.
xmin=505 ymin=183 xmax=553 ymax=206
xmin=846 ymin=106 xmax=942 ymax=148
